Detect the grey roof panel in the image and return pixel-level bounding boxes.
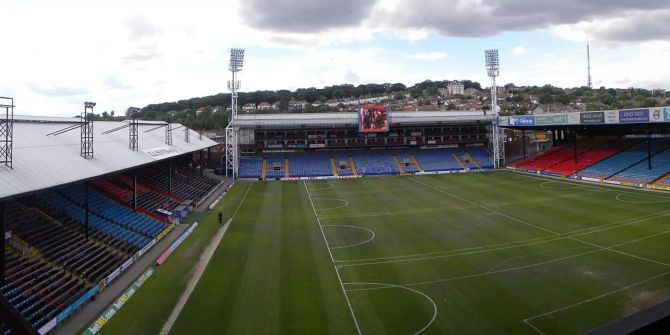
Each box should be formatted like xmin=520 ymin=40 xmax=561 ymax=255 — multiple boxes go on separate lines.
xmin=0 ymin=117 xmax=217 ymax=200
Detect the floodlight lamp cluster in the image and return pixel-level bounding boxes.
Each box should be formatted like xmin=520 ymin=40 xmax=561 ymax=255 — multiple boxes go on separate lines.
xmin=127 ymin=107 xmax=140 ymax=117
xmin=84 ymin=101 xmax=96 ymax=108
xmin=485 ymin=49 xmax=499 ymax=77
xmin=229 ymin=48 xmax=245 ymax=72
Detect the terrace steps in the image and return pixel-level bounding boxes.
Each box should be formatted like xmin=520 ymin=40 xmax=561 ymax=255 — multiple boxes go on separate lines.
xmin=465 ymin=153 xmax=481 ymax=169
xmin=284 ymin=158 xmax=290 ymax=178
xmin=452 ymin=153 xmax=466 ymax=169
xmin=411 ymin=155 xmax=424 ymax=172
xmin=330 ymin=157 xmax=339 ymax=177
xmin=348 ymin=157 xmax=358 ymax=176
xmin=393 ymin=155 xmax=405 ymax=173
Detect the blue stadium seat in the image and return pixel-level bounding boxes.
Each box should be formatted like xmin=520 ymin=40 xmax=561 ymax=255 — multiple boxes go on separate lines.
xmin=239 ymin=157 xmax=263 ymax=178
xmin=352 ymin=154 xmax=399 ymax=175
xmin=413 ymin=151 xmax=463 ymax=172
xmin=288 ymin=156 xmax=333 ymax=177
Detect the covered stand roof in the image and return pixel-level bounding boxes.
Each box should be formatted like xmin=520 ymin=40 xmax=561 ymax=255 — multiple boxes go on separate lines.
xmin=234 ymin=111 xmax=496 ymax=129
xmin=0 ymin=115 xmax=218 ymax=201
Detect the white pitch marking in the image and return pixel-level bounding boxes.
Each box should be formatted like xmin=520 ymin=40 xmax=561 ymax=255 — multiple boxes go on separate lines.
xmin=307 ymin=181 xmax=335 ymax=191
xmin=312 ymin=197 xmax=350 ymax=211
xmin=615 ymin=192 xmax=670 ymax=204
xmin=539 ymin=180 xmax=591 ymax=190
xmin=409 ymin=176 xmax=561 ymax=236
xmin=303 ymin=181 xmax=363 ymax=335
xmin=346 ymin=227 xmax=670 ymax=293
xmin=522 ymin=269 xmax=670 ymax=334
xmin=335 ymin=208 xmax=670 ymax=265
xmin=322 ymin=225 xmax=376 ymax=249
xmin=345 ymin=282 xmax=437 ymax=335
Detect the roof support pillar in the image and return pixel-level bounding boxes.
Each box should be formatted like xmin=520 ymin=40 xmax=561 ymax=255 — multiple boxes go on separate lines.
xmin=168 ymin=160 xmax=172 ymax=193
xmin=0 ymin=201 xmax=5 ymax=285
xmin=647 ymin=127 xmax=652 ymax=170
xmin=133 ymin=173 xmax=138 ymax=212
xmin=522 ymin=129 xmax=527 ymax=160
xmin=84 ymin=182 xmax=89 ymax=241
xmin=573 ymin=129 xmax=578 ymax=165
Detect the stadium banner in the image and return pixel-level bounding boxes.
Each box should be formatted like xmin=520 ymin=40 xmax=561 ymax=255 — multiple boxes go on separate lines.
xmin=650 ymin=108 xmax=665 ymax=123
xmin=619 ymin=108 xmax=649 ymax=123
xmin=508 ymin=116 xmax=534 ymax=126
xmin=137 ymin=239 xmax=156 ymax=258
xmin=156 ymin=222 xmax=199 ymax=266
xmin=604 ymin=180 xmax=621 ymax=185
xmin=540 ymin=171 xmax=562 ymax=177
xmin=38 ymin=317 xmax=57 ymax=335
xmin=580 ymin=177 xmax=600 ymax=182
xmin=154 ymin=223 xmax=176 ymax=244
xmin=142 ymin=146 xmax=181 ymax=160
xmin=580 ymin=112 xmax=605 ymax=124
xmin=498 ymin=116 xmax=509 ymax=126
xmin=651 ymin=184 xmax=670 ymax=191
xmin=84 ymin=267 xmax=155 ymax=335
xmin=104 ymin=256 xmax=136 ymax=287
xmin=359 ymin=105 xmax=389 ymax=133
xmin=56 ymin=285 xmax=100 ymax=323
xmin=604 ymin=110 xmax=619 ymax=124
xmin=535 ymin=114 xmax=567 ymax=125
xmin=567 ymin=112 xmax=581 ymax=125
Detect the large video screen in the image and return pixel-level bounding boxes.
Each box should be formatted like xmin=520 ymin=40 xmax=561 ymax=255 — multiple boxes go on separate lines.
xmin=359 ymin=105 xmax=389 ymax=133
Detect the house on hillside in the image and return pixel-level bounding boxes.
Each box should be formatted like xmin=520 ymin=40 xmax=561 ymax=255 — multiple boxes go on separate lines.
xmin=257 ymin=102 xmax=273 ymax=111
xmin=242 ymin=103 xmax=256 ymax=113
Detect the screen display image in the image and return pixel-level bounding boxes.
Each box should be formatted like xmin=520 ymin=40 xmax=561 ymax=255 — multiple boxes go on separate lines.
xmin=359 ymin=106 xmax=389 ymax=133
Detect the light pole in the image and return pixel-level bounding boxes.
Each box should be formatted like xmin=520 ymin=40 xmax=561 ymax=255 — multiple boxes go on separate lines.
xmin=225 ymin=48 xmax=245 ymax=179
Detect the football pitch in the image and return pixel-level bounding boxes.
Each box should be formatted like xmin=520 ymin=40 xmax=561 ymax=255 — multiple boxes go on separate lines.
xmin=110 ymin=171 xmax=670 ymax=334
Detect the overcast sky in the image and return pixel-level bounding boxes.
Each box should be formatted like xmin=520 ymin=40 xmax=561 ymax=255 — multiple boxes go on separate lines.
xmin=1 ymin=0 xmax=669 ymax=116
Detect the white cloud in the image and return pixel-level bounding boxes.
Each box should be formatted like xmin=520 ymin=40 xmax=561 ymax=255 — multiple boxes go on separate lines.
xmin=408 ymin=52 xmax=449 ymax=61
xmin=512 ymin=46 xmax=527 ymax=55
xmin=0 ymin=0 xmax=667 ymax=117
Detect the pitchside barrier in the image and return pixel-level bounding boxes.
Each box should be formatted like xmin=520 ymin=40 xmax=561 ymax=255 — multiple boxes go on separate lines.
xmin=506 ymin=167 xmax=664 ymax=191
xmin=36 ymin=223 xmax=176 ymax=334
xmin=83 ymin=267 xmax=155 ymax=335
xmin=270 ymin=169 xmax=494 ymax=181
xmin=156 ymin=222 xmax=199 ymax=266
xmin=196 ymin=180 xmax=226 ymax=208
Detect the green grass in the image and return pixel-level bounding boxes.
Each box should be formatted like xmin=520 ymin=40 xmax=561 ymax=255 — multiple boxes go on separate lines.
xmin=109 ymin=172 xmax=670 ymax=334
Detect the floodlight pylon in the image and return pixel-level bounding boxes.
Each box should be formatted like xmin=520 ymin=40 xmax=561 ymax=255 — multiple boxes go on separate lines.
xmin=225 ymin=48 xmax=244 ymax=179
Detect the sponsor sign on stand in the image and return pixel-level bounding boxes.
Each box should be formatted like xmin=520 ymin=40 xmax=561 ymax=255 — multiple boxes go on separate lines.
xmin=535 ymin=114 xmax=567 ymax=125
xmin=56 ymin=285 xmax=100 ymax=323
xmin=104 ymin=257 xmax=135 ymax=287
xmin=650 ymin=108 xmax=664 ymax=122
xmin=580 ymin=112 xmax=605 ymax=124
xmin=604 ymin=110 xmax=618 ymax=124
xmin=567 ymin=112 xmax=581 ymax=125
xmin=142 ymin=146 xmax=181 ymax=160
xmin=619 ymin=109 xmax=649 ymax=123
xmin=84 ymin=267 xmax=155 ymax=335
xmin=508 ymin=116 xmax=534 ymax=126
xmin=156 ymin=222 xmax=199 ymax=266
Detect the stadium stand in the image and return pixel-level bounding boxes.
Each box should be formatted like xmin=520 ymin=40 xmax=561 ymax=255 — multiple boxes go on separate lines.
xmin=578 ymin=140 xmax=670 ymax=180
xmin=469 ymin=148 xmax=494 ymax=169
xmin=333 ymin=156 xmax=353 ymax=176
xmin=396 ymin=153 xmax=419 ymax=173
xmin=545 ymin=139 xmax=638 ymax=176
xmin=265 ymin=157 xmax=285 ymax=179
xmin=288 ymin=156 xmax=333 ymax=177
xmin=352 ymin=153 xmax=399 ymax=175
xmin=239 ymin=157 xmax=263 ymax=178
xmin=136 ymin=165 xmax=221 ymax=202
xmin=413 ymin=151 xmax=463 ymax=172
xmin=608 ymin=144 xmax=670 ymax=184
